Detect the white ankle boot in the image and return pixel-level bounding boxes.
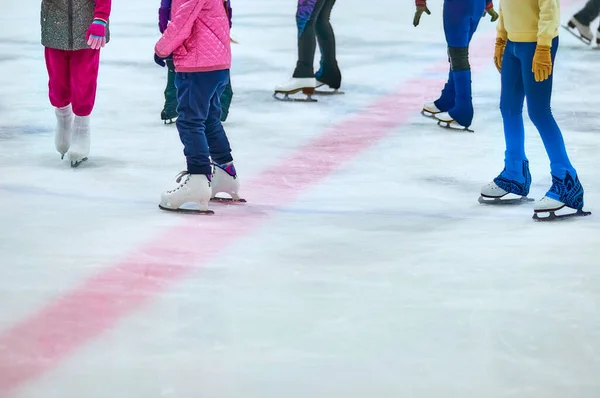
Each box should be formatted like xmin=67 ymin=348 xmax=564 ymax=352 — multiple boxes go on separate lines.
xmin=211 ymin=162 xmax=243 ymax=201
xmin=69 ymin=115 xmax=90 ymax=167
xmin=160 ymin=172 xmax=213 ymax=214
xmin=55 ymin=104 xmax=74 ymax=159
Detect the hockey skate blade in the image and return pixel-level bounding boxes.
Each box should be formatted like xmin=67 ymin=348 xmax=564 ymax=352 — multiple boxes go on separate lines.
xmin=70 ymin=157 xmax=88 ymax=168
xmin=562 ymin=25 xmax=592 ymax=45
xmin=273 ymin=92 xmax=317 ymax=102
xmin=479 ymin=195 xmax=534 ymax=205
xmin=158 ymin=204 xmax=214 ymax=215
xmin=533 ymin=207 xmax=591 ymax=222
xmin=437 ymin=120 xmax=474 ymax=133
xmin=162 ymin=118 xmax=177 ymax=125
xmin=210 ymin=196 xmax=247 ymax=203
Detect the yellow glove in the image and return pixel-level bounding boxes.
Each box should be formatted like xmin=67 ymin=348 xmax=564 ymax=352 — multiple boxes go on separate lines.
xmin=493 ymin=37 xmax=506 ymax=73
xmin=532 ymin=45 xmax=552 ymax=82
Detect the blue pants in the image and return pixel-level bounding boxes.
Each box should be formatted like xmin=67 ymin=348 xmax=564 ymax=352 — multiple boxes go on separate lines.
xmin=500 ymin=37 xmax=575 ymax=180
xmin=434 ymin=0 xmax=486 ymax=127
xmin=175 ymin=70 xmax=234 ymax=175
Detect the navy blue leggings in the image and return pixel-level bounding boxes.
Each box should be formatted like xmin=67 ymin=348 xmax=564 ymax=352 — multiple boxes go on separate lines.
xmin=500 ymin=37 xmax=575 ymax=180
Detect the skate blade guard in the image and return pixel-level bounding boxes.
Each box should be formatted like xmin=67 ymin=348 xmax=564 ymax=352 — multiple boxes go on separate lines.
xmin=533 ymin=206 xmax=591 ymax=222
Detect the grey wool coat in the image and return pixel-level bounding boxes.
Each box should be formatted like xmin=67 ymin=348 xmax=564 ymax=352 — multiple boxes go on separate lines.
xmin=41 ymin=0 xmax=110 ymax=51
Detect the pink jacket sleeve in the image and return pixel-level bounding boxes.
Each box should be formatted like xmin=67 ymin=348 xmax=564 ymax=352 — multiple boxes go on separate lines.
xmin=155 ymin=0 xmax=207 ymax=57
xmin=94 ymin=0 xmax=112 ymax=22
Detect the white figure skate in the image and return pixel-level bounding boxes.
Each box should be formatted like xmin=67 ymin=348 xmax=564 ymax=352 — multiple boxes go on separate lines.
xmin=159 ymin=172 xmax=214 ymax=214
xmin=273 ymin=77 xmax=317 ymax=102
xmin=69 ymin=115 xmax=90 ymax=167
xmin=55 ymin=104 xmax=74 ymax=159
xmin=211 ymin=162 xmax=245 ymax=203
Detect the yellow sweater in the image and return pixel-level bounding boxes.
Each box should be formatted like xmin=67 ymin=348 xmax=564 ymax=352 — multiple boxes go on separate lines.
xmin=497 ymin=0 xmax=560 ymax=46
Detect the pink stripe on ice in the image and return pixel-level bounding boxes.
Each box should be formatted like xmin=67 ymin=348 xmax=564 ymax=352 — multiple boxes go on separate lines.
xmin=0 ymin=31 xmax=496 ymax=394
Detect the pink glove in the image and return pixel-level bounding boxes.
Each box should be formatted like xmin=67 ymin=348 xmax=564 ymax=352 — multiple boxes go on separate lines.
xmin=87 ymin=19 xmax=107 ymax=50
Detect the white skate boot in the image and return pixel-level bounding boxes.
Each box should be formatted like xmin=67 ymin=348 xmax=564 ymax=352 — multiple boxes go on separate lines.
xmin=69 ymin=115 xmax=90 ymax=167
xmin=273 ymin=77 xmax=317 ymax=102
xmin=565 ymin=17 xmax=593 ymax=44
xmin=211 ymin=162 xmax=245 ymax=203
xmin=421 ymin=102 xmax=441 ymax=118
xmin=55 ymin=104 xmax=74 ymax=159
xmin=159 ymin=172 xmax=214 ymax=214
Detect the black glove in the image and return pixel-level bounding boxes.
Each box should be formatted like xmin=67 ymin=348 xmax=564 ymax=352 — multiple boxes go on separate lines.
xmin=154 ymin=53 xmax=173 ymax=67
xmin=413 ymin=5 xmax=431 ymax=27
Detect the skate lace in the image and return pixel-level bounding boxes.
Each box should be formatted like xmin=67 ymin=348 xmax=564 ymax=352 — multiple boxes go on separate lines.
xmin=167 ymin=171 xmax=190 ymax=193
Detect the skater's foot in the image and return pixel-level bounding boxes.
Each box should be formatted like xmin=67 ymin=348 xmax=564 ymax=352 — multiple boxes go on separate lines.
xmin=435 ymin=112 xmax=473 ymax=131
xmin=533 ymin=172 xmax=590 ymax=220
xmin=315 ymin=65 xmax=341 ymax=90
xmin=159 ymin=171 xmax=213 ymax=214
xmin=68 ymin=115 xmax=90 ymax=167
xmin=422 ymin=102 xmax=442 ymax=117
xmin=273 ymin=77 xmax=316 ymax=101
xmin=55 ymin=104 xmax=74 ymax=159
xmin=211 ymin=161 xmax=245 ymax=202
xmin=480 ymin=160 xmax=532 ymax=204
xmin=567 ymin=17 xmax=593 ymax=44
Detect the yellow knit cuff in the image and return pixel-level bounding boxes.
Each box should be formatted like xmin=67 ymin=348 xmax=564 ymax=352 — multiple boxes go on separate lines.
xmin=537 ymin=35 xmax=553 ymax=47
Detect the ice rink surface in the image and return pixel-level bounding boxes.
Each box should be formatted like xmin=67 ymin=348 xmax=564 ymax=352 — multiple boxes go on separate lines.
xmin=1 ymin=0 xmax=599 ymax=397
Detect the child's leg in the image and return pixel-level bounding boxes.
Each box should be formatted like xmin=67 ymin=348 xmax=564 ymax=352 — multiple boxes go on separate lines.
xmin=314 ymin=0 xmax=341 ymax=88
xmin=518 ymin=37 xmax=576 ymax=179
xmin=44 ymin=47 xmax=71 ymax=109
xmin=294 ymin=0 xmax=328 ymax=78
xmin=500 ymin=41 xmax=527 ymax=171
xmin=175 ymin=71 xmax=222 ymax=175
xmin=206 ymin=71 xmax=234 ymax=165
xmin=442 ymin=0 xmax=475 ymax=127
xmin=69 ymin=49 xmax=100 ymax=117
xmin=434 ymin=69 xmax=455 ymax=112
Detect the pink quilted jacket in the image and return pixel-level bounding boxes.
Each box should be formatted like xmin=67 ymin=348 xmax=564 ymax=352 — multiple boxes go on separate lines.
xmin=155 ymin=0 xmax=231 ymax=73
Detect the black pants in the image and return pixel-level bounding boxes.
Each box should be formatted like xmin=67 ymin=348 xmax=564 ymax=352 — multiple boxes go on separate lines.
xmin=574 ymin=0 xmax=600 ymax=26
xmin=293 ymin=0 xmax=341 ymax=88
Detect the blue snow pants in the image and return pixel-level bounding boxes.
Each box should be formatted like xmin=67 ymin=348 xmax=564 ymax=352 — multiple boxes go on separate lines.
xmin=175 ymin=69 xmax=234 ymax=175
xmin=500 ymin=37 xmax=576 ymax=181
xmin=434 ymin=0 xmax=486 ymax=127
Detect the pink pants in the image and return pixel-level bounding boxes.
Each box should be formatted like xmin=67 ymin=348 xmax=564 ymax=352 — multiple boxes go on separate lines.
xmin=44 ymin=47 xmax=100 ymax=117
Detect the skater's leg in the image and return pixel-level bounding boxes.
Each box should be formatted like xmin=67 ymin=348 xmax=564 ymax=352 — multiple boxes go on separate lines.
xmin=67 ymin=49 xmax=100 ymax=165
xmin=205 ymin=70 xmax=234 ymax=165
xmin=433 ymin=69 xmax=455 ymax=112
xmin=498 ymin=40 xmax=530 ymax=187
xmin=219 ymin=78 xmax=233 ymax=122
xmin=442 ymin=0 xmax=479 ymax=127
xmin=45 ymin=47 xmax=71 ymax=109
xmin=573 ymin=0 xmax=600 ymax=25
xmin=45 ymin=47 xmax=74 ymax=157
xmin=315 ymin=0 xmax=341 ymax=88
xmin=519 ymin=37 xmax=575 ymax=179
xmin=175 ymin=71 xmax=223 ymax=175
xmin=69 ymin=48 xmax=100 ymax=117
xmin=294 ymin=0 xmax=328 ymax=78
